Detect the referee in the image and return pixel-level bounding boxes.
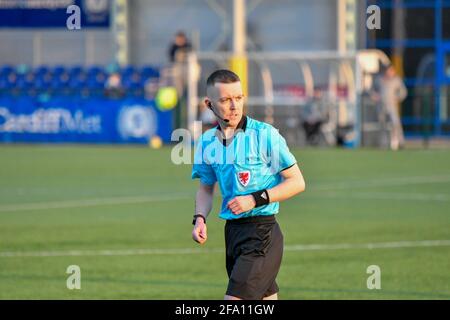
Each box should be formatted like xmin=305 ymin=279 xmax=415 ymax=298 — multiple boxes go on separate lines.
xmin=191 ymin=69 xmax=306 ymax=300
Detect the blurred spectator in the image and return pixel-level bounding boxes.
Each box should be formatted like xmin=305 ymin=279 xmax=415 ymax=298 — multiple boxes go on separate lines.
xmin=168 ymin=31 xmax=192 ymax=64
xmin=105 ymin=72 xmax=124 ymax=98
xmin=373 ymin=65 xmax=407 ymax=150
xmin=168 ymin=31 xmax=192 ymax=98
xmin=301 ymin=90 xmax=325 ymax=145
xmin=167 ymin=31 xmax=194 ymax=129
xmin=106 ymin=72 xmax=121 ymax=89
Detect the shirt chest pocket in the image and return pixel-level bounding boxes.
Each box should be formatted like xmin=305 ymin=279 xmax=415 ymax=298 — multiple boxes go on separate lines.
xmin=233 ymin=158 xmax=265 ymax=191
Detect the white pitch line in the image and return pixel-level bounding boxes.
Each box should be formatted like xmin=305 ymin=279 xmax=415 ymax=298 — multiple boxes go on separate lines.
xmin=0 ymin=247 xmax=223 ymax=258
xmin=1 ymin=240 xmax=450 ymax=258
xmin=284 ymin=240 xmax=450 ymax=251
xmin=0 ymin=193 xmax=193 ymax=213
xmin=2 ymin=175 xmax=449 ymax=213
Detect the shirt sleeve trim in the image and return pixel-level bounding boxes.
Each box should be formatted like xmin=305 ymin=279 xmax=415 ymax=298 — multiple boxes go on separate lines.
xmin=280 ymin=162 xmax=296 ymax=173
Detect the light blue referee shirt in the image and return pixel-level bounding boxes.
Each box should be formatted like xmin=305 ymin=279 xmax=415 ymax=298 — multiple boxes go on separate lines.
xmin=192 ymin=116 xmax=297 ymax=220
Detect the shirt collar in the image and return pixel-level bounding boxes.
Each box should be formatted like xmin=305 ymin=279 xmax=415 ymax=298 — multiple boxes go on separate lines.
xmin=215 ymin=116 xmax=247 ymax=147
xmin=216 ymin=115 xmax=247 ymax=132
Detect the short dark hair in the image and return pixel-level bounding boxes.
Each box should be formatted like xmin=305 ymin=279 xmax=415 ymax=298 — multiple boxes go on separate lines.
xmin=176 ymin=31 xmax=186 ymax=38
xmin=206 ymin=69 xmax=240 ymax=87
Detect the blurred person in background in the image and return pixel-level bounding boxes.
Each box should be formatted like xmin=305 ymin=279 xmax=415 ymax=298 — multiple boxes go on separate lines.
xmin=301 ymin=90 xmax=325 ymax=146
xmin=167 ymin=32 xmax=193 ymax=129
xmin=168 ymin=31 xmax=192 ymax=98
xmin=105 ymin=72 xmax=124 ymax=99
xmin=373 ymin=65 xmax=408 ymax=150
xmin=168 ymin=31 xmax=192 ymax=64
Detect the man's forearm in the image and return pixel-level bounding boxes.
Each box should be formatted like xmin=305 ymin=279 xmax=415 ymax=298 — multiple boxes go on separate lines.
xmin=226 ymin=165 xmax=305 ymax=215
xmin=266 ymin=165 xmax=305 ymax=203
xmin=195 ymin=184 xmax=215 ymax=219
xmin=267 ymin=176 xmax=305 ymax=203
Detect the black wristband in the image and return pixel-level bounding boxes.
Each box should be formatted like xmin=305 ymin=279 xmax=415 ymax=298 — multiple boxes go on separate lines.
xmin=192 ymin=214 xmax=206 ymax=225
xmin=251 ymin=189 xmax=270 ymax=208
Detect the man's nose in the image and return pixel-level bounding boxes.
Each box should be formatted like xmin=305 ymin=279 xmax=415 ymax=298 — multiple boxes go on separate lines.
xmin=229 ymin=99 xmax=236 ymax=110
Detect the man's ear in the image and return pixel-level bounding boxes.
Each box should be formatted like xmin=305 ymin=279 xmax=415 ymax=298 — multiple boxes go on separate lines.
xmin=204 ymin=99 xmax=212 ymax=109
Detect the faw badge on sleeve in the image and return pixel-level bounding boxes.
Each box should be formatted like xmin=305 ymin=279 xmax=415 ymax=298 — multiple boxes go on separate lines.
xmin=237 ymin=171 xmax=251 ymax=187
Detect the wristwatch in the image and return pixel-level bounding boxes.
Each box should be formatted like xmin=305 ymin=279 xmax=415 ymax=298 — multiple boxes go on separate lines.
xmin=192 ymin=214 xmax=206 ymax=225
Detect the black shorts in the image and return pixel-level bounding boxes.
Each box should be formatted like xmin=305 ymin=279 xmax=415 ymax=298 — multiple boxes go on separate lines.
xmin=224 ymin=215 xmax=284 ymax=300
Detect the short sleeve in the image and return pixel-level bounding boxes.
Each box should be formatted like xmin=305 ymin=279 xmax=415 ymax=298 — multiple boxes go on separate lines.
xmin=191 ymin=137 xmax=217 ymax=186
xmin=266 ymin=126 xmax=297 ymax=174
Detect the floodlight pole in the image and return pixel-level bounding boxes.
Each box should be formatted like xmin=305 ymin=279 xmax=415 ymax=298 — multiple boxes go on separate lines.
xmin=233 ymin=0 xmax=246 ymax=56
xmin=230 ymin=0 xmax=248 ymax=96
xmin=338 ymin=0 xmax=361 ymax=147
xmin=112 ymin=0 xmax=129 ymax=67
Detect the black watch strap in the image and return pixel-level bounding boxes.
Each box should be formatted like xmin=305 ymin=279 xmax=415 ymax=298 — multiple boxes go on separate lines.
xmin=192 ymin=214 xmax=206 ymax=225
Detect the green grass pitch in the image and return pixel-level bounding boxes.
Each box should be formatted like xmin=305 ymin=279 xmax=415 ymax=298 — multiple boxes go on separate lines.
xmin=0 ymin=145 xmax=449 ymax=299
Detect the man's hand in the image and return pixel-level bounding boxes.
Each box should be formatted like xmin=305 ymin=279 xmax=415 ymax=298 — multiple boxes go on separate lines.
xmin=227 ymin=195 xmax=256 ymax=215
xmin=192 ymin=218 xmax=207 ymax=244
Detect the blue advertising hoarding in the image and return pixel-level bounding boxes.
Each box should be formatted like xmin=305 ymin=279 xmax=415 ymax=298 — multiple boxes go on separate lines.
xmin=0 ymin=0 xmax=110 ymax=28
xmin=0 ymin=95 xmax=173 ymax=144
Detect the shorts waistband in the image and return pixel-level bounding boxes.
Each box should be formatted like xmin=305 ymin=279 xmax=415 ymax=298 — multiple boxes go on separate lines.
xmin=225 ymin=214 xmax=276 ymax=225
